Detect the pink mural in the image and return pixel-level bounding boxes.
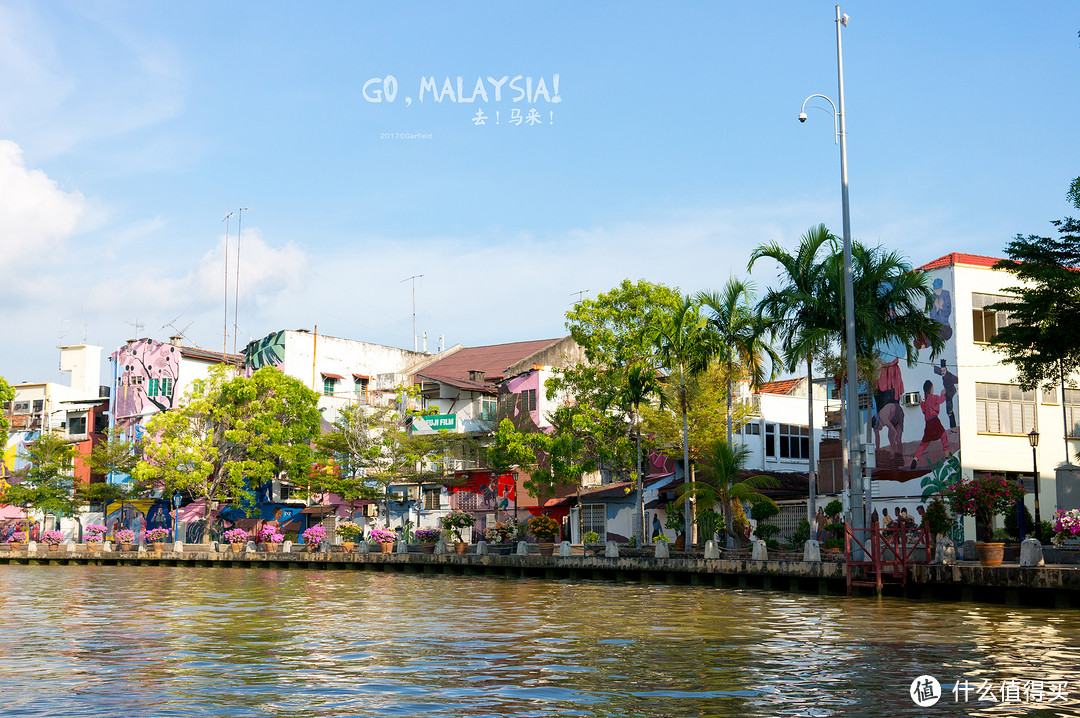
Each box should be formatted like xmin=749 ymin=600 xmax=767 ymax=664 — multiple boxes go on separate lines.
xmin=111 ymin=339 xmax=181 ymax=436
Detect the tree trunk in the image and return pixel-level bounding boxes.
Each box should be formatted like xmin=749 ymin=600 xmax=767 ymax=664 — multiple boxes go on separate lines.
xmin=807 ymin=354 xmax=816 ymax=528
xmin=203 ymin=496 xmax=211 ymax=544
xmin=681 ymin=376 xmax=694 ymax=550
xmin=633 ymin=405 xmax=644 ymax=545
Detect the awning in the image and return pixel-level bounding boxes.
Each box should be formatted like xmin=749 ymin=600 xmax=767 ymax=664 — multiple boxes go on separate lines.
xmin=300 ymin=505 xmax=338 ymax=518
xmin=352 ymin=373 xmax=370 ymax=379
xmin=320 ymin=372 xmax=345 ymax=380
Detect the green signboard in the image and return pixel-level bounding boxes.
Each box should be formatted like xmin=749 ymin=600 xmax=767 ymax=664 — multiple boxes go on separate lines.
xmin=412 ymin=413 xmax=457 ymax=434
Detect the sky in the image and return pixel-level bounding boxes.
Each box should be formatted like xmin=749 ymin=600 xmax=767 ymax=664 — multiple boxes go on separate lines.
xmin=1 ymin=1 xmax=1078 ymax=387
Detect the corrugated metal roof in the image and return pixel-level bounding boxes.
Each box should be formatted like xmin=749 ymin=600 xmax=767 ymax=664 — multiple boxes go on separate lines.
xmin=415 ymin=374 xmax=497 ymax=394
xmin=756 ymin=378 xmax=802 ymax=395
xmin=410 ymin=338 xmax=565 ymax=383
xmin=179 ymin=346 xmax=243 ymax=365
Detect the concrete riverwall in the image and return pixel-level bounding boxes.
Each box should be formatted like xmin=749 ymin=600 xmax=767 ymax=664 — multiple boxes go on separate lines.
xmin=2 ymin=545 xmax=1078 ymax=608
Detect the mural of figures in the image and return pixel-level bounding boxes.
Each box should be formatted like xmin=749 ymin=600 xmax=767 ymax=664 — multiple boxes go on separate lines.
xmin=933 ymin=359 xmax=958 ymax=430
xmin=912 ymin=379 xmax=951 ymax=470
xmin=1 ymin=431 xmax=37 ymax=481
xmin=872 ymin=358 xmax=905 ymax=468
xmin=111 ymin=339 xmax=181 ymax=436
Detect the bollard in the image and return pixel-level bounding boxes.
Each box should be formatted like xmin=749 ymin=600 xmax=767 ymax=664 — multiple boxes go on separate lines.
xmin=396 ymin=540 xmax=408 ymax=554
xmin=654 ymin=540 xmax=670 ymax=558
xmin=704 ymin=540 xmax=720 ymax=559
xmin=558 ymin=541 xmax=572 ymax=557
xmin=1020 ymin=537 xmax=1045 ymax=567
xmin=476 ymin=540 xmax=489 ymax=555
xmin=516 ymin=541 xmax=530 ymax=556
xmin=282 ymin=541 xmax=293 ymax=554
xmin=172 ymin=541 xmax=184 ymax=553
xmin=803 ymin=539 xmax=821 ymax=562
xmin=244 ymin=540 xmax=257 ymax=553
xmin=604 ymin=541 xmax=619 ymax=558
xmin=934 ymin=538 xmax=956 ymax=565
xmin=960 ymin=540 xmax=977 ymax=562
xmin=434 ymin=539 xmax=448 ymax=555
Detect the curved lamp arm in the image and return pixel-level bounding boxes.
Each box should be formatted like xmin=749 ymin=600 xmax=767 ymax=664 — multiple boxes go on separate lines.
xmin=799 ymin=94 xmax=839 ymax=145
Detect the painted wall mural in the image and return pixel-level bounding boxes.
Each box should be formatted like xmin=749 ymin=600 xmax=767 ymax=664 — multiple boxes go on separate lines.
xmin=1 ymin=430 xmax=36 ymax=481
xmin=111 ymin=339 xmax=181 ymax=437
xmin=244 ymin=331 xmax=287 ymax=375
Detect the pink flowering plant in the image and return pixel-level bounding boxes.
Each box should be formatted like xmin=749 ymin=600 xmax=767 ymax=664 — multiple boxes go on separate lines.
xmin=1052 ymin=509 xmax=1080 ymax=547
xmin=7 ymin=531 xmax=27 ymax=544
xmin=335 ymin=521 xmax=363 ymax=540
xmin=302 ymin=524 xmax=326 ymax=546
xmin=85 ymin=525 xmax=107 ymax=543
xmin=42 ymin=530 xmax=65 ymax=546
xmin=267 ymin=531 xmax=284 ymax=543
xmin=223 ymin=528 xmax=249 ymax=544
xmin=414 ymin=527 xmax=441 ymax=543
xmin=115 ymin=529 xmax=136 ymax=544
xmin=369 ymin=526 xmax=397 ymax=544
xmin=145 ymin=528 xmax=170 ymax=543
xmin=258 ymin=526 xmax=283 ymax=543
xmin=941 ymin=475 xmax=1026 ymax=543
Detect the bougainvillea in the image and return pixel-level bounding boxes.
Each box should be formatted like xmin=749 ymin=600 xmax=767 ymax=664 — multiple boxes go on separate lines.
xmin=940 ymin=475 xmax=1025 ymax=542
xmin=223 ymin=528 xmax=249 ymax=544
xmin=369 ymin=527 xmax=397 ymax=544
xmin=41 ymin=530 xmax=65 ymax=546
xmin=85 ymin=525 xmax=107 ymax=542
xmin=414 ymin=527 xmax=441 ymax=543
xmin=1052 ymin=509 xmax=1080 ymax=546
xmin=302 ymin=524 xmax=327 ymax=545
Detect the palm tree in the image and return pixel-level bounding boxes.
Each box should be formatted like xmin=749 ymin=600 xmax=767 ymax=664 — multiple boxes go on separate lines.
xmin=749 ymin=224 xmax=834 ymax=526
xmin=616 ymin=360 xmax=663 ymax=544
xmin=697 ymin=278 xmax=779 ymax=446
xmin=677 ymin=439 xmax=778 ymax=547
xmin=647 ymin=295 xmax=714 ymax=547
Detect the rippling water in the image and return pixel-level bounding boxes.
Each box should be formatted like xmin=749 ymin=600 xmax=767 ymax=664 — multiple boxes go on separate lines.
xmin=1 ymin=565 xmax=1079 ymax=717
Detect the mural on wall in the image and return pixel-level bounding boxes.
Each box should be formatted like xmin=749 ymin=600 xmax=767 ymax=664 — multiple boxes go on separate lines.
xmin=111 ymin=339 xmax=181 ymax=436
xmin=448 ymin=470 xmax=516 ymax=511
xmin=500 ymin=372 xmax=542 ymax=432
xmin=1 ymin=430 xmax=36 ymax=481
xmin=244 ymin=331 xmax=287 ymax=375
xmin=870 ymin=268 xmax=960 ymax=499
xmin=104 ymin=498 xmax=175 ymax=538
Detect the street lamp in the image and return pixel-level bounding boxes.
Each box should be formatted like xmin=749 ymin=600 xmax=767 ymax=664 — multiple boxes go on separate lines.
xmin=800 ymin=6 xmax=862 ymax=534
xmin=1029 ymin=428 xmax=1041 ymax=528
xmin=172 ymin=491 xmax=182 ymax=544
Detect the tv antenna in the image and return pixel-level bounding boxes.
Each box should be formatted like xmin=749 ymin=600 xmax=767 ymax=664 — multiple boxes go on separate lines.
xmin=222 ymin=209 xmax=233 ymax=357
xmin=233 ymin=207 xmax=247 ymax=357
xmin=571 ymin=289 xmax=589 ymax=303
xmin=401 ymin=274 xmax=424 ymax=352
xmin=127 ymin=318 xmax=145 ymax=338
xmin=162 ymin=315 xmax=195 ymax=346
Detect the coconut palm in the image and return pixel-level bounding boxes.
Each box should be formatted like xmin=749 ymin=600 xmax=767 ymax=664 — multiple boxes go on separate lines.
xmin=646 ymin=295 xmax=714 ymax=546
xmin=677 ymin=439 xmax=778 ymax=547
xmin=697 ymin=278 xmax=779 ymax=446
xmin=749 ymin=224 xmax=834 ymax=525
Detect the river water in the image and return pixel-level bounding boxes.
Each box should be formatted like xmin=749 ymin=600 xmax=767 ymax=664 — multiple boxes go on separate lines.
xmin=1 ymin=565 xmax=1079 ymax=717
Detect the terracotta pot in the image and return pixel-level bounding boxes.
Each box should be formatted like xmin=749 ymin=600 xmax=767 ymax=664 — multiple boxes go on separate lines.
xmin=420 ymin=542 xmax=436 ymax=554
xmin=48 ymin=544 xmax=60 ymax=551
xmin=231 ymin=542 xmax=243 ymax=552
xmin=264 ymin=543 xmax=280 ymax=553
xmin=976 ymin=542 xmax=1005 ymax=567
xmin=152 ymin=542 xmax=165 ymax=552
xmin=10 ymin=543 xmax=25 ymax=551
xmin=380 ymin=542 xmax=394 ymax=554
xmin=537 ymin=542 xmax=555 ymax=556
xmin=342 ymin=541 xmax=355 ymax=553
xmin=87 ymin=543 xmax=100 ymax=552
xmin=122 ymin=543 xmax=134 ymax=552
xmin=454 ymin=542 xmax=468 ymax=555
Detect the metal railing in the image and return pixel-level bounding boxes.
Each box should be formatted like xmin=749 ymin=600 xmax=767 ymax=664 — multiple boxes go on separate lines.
xmin=845 ymin=522 xmax=933 ymax=595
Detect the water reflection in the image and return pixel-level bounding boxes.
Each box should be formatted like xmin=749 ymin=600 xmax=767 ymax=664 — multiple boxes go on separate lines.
xmin=1 ymin=566 xmax=1079 ymax=717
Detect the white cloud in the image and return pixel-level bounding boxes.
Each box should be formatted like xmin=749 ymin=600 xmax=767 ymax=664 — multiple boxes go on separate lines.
xmin=0 ymin=140 xmax=87 ymax=275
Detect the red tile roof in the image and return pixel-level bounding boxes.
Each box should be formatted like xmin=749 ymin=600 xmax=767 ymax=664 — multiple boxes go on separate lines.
xmin=756 ymin=378 xmax=802 ymax=395
xmin=918 ymin=252 xmax=1003 ymax=271
xmin=412 ymin=338 xmax=564 ymax=383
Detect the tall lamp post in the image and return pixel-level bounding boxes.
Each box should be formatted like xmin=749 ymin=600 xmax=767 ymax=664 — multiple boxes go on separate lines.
xmin=172 ymin=491 xmax=183 ymax=544
xmin=1029 ymin=428 xmax=1041 ymax=528
xmin=800 ymin=5 xmax=862 ymax=534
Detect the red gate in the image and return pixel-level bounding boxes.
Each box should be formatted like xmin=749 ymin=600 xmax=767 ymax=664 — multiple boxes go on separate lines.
xmin=845 ymin=522 xmax=933 ymax=595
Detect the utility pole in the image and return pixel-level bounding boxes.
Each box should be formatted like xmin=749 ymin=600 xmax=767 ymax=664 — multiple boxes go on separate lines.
xmin=233 ymin=207 xmax=247 ymax=359
xmin=222 ymin=209 xmax=233 ymax=357
xmin=401 ymin=275 xmax=423 ymax=352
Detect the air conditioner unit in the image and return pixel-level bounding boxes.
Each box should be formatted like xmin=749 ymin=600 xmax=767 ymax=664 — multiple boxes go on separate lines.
xmin=902 ymin=392 xmax=922 ymax=407
xmin=362 ymin=503 xmax=378 ymax=517
xmin=406 ymin=486 xmax=421 ymax=502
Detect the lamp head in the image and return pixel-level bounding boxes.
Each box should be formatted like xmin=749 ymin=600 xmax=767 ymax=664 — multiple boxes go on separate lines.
xmin=1028 ymin=427 xmax=1039 ymax=448
xmin=798 ymin=112 xmax=808 ymax=123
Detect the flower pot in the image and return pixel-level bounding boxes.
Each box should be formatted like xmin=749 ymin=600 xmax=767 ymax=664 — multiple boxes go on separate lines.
xmin=537 ymin=542 xmax=555 ymax=556
xmin=9 ymin=543 xmax=25 ymax=551
xmin=122 ymin=543 xmax=134 ymax=552
xmin=48 ymin=544 xmax=60 ymax=552
xmin=264 ymin=542 xmax=280 ymax=553
xmin=976 ymin=542 xmax=1005 ymax=567
xmin=454 ymin=542 xmax=467 ymax=555
xmin=491 ymin=543 xmax=514 ymax=556
xmin=87 ymin=543 xmax=100 ymax=553
xmin=152 ymin=542 xmax=165 ymax=552
xmin=380 ymin=542 xmax=394 ymax=554
xmin=419 ymin=542 xmax=436 ymax=554
xmin=342 ymin=541 xmax=355 ymax=553
xmin=231 ymin=542 xmax=243 ymax=552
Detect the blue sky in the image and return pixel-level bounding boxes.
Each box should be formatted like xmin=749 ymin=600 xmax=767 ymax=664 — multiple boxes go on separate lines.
xmin=2 ymin=1 xmax=1078 ymax=385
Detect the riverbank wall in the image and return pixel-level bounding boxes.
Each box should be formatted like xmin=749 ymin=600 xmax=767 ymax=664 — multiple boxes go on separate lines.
xmin=3 ymin=545 xmax=1079 ymax=609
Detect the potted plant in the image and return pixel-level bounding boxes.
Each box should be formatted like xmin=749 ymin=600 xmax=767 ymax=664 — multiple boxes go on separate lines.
xmin=115 ymin=528 xmax=136 ymax=551
xmin=42 ymin=530 xmax=65 ymax=551
xmin=414 ymin=527 xmax=441 ymax=553
xmin=923 ymin=497 xmax=952 ymax=543
xmin=85 ymin=524 xmax=106 ymax=552
xmin=336 ymin=521 xmax=363 ymax=553
xmin=1051 ymin=509 xmax=1080 ymax=547
xmin=942 ymin=475 xmax=1026 ymax=566
xmin=440 ymin=511 xmax=476 ymax=554
xmin=302 ymin=524 xmax=327 ymax=552
xmin=527 ymin=515 xmax=560 ymax=555
xmin=483 ymin=518 xmax=519 ymax=554
xmin=6 ymin=531 xmax=27 ymax=551
xmin=145 ymin=527 xmax=170 ymax=550
xmin=369 ymin=526 xmax=397 ymax=553
xmin=258 ymin=525 xmax=282 ymax=551
xmin=223 ymin=528 xmax=248 ymax=552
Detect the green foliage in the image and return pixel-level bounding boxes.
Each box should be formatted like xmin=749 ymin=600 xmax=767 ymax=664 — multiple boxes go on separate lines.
xmin=487 ymin=419 xmax=536 ymax=473
xmin=134 ymin=366 xmax=322 ymax=532
xmin=527 ymin=514 xmax=560 ymax=542
xmin=664 ymin=501 xmax=684 ymax=531
xmin=1003 ymin=502 xmax=1035 ymax=541
xmin=440 ymin=510 xmax=475 ymax=542
xmin=75 ymin=481 xmax=122 ymax=507
xmin=566 ymin=279 xmax=683 ymax=369
xmin=0 ymin=377 xmax=13 ymax=432
xmin=678 ymin=440 xmax=777 ymax=544
xmin=824 ymin=500 xmax=843 ymax=519
xmin=990 ymin=213 xmax=1080 ymax=393
xmin=696 ymin=508 xmax=722 ymax=545
xmin=583 ymin=530 xmax=601 ymax=544
xmin=786 ymin=518 xmax=811 ymax=550
xmin=0 ymin=432 xmax=78 ymax=519
xmin=88 ymin=427 xmax=142 ymax=479
xmin=750 ymin=500 xmax=779 ymax=522
xmin=923 ymin=497 xmax=952 ymax=537
xmin=1068 ymin=176 xmax=1080 ymax=210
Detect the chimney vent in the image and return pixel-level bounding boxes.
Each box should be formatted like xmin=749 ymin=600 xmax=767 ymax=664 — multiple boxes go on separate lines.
xmin=468 ymin=370 xmax=485 ymax=382
xmin=169 ymin=335 xmax=183 ymax=347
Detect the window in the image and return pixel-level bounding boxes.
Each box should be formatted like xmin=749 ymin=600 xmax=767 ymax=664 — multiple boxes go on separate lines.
xmin=976 ymin=382 xmax=1036 ymax=435
xmin=479 ymin=397 xmax=496 ymax=422
xmin=972 ymin=292 xmax=1015 ymax=343
xmin=522 ymin=389 xmax=537 ymax=412
xmin=148 ymin=379 xmax=160 ymax=397
xmin=13 ymin=402 xmax=29 ymax=414
xmin=323 ymin=377 xmax=337 ymax=396
xmin=765 ymin=423 xmax=810 ymax=459
xmin=68 ymin=415 xmax=87 ymax=435
xmin=32 ymin=400 xmax=43 ymax=412
xmin=581 ymin=503 xmax=606 ymax=540
xmin=738 ymin=422 xmax=761 ymax=436
xmin=423 ymin=488 xmax=441 ymax=510
xmin=354 ymin=377 xmax=369 ymax=402
xmin=1066 ymin=389 xmax=1080 ymax=438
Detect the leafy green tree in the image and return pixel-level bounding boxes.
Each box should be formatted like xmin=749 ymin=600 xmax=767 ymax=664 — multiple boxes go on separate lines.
xmin=677 ymin=439 xmax=777 ymax=548
xmin=134 ymin=365 xmax=322 ymax=541
xmin=88 ymin=426 xmax=142 ymax=481
xmin=309 ymin=403 xmax=395 ymax=515
xmin=0 ymin=432 xmax=79 ymax=531
xmin=0 ymin=377 xmax=13 ymax=432
xmin=75 ymin=481 xmax=123 ymax=508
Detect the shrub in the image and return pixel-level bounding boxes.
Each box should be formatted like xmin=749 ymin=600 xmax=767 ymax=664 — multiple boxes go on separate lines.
xmin=7 ymin=531 xmax=27 ymax=544
xmin=785 ymin=519 xmax=811 ymax=550
xmin=85 ymin=525 xmax=107 ymax=542
xmin=414 ymin=527 xmax=441 ymax=543
xmin=336 ymin=521 xmax=363 ymax=539
xmin=115 ymin=529 xmax=136 ymax=544
xmin=223 ymin=528 xmax=249 ymax=544
xmin=440 ymin=511 xmax=476 ymax=542
xmin=527 ymin=515 xmax=560 ymax=542
xmin=583 ymin=531 xmax=601 ymax=544
xmin=1003 ymin=502 xmax=1035 ymax=542
xmin=923 ymin=497 xmax=952 ymax=537
xmin=654 ymin=534 xmax=671 ymax=543
xmin=258 ymin=525 xmax=279 ymax=542
xmin=751 ymin=501 xmax=780 ymax=542
xmin=824 ymin=500 xmax=843 ymax=519
xmin=369 ymin=526 xmax=397 ymax=544
xmin=41 ymin=530 xmax=65 ymax=546
xmin=145 ymin=528 xmax=170 ymax=542
xmin=302 ymin=524 xmax=327 ymax=545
